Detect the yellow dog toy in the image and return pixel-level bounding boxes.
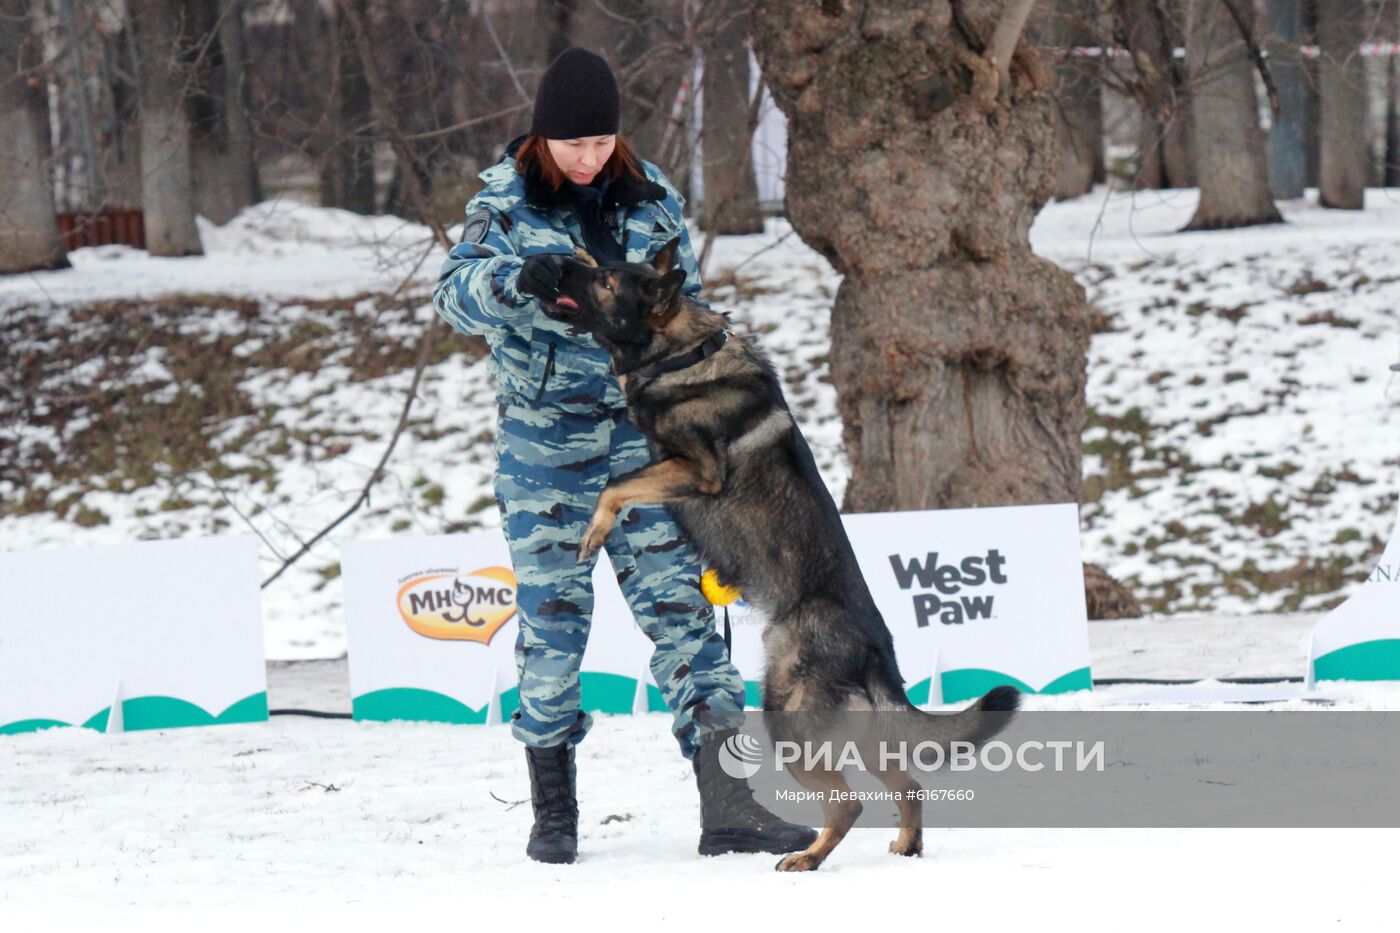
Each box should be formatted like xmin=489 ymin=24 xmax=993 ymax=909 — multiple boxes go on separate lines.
xmin=701 ymin=569 xmax=741 ymax=606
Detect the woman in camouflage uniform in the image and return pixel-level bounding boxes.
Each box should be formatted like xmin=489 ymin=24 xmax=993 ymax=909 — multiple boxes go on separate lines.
xmin=432 ymin=47 xmax=814 ymax=864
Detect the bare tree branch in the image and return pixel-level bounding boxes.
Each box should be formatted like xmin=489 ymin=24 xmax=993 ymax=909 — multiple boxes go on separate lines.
xmin=481 ymin=5 xmax=531 ymax=103
xmin=988 ymin=0 xmax=1039 ymax=90
xmin=261 ymin=0 xmax=458 ymax=590
xmin=1220 ymin=0 xmax=1280 ymax=120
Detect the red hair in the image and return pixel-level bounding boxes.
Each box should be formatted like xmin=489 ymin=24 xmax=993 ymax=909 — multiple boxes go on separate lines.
xmin=514 ymin=134 xmax=646 ymax=190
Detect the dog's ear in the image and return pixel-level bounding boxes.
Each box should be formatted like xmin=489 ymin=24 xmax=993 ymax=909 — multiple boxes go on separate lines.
xmin=650 ymin=236 xmax=681 ymax=276
xmin=572 ymin=247 xmax=598 ymax=268
xmin=646 ymin=269 xmax=688 ymax=329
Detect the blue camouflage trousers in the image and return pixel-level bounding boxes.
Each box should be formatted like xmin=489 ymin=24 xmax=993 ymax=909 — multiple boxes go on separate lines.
xmin=492 ymin=391 xmax=746 ymax=759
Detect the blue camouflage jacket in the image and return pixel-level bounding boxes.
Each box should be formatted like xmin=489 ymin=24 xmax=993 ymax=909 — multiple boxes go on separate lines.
xmin=432 ymin=135 xmax=707 ymax=413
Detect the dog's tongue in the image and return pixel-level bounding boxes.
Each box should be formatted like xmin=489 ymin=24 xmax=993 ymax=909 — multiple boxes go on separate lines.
xmin=555 ymin=296 xmax=579 ymax=310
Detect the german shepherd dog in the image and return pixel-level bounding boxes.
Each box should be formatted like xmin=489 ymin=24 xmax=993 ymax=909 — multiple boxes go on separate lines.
xmin=541 ymin=238 xmax=1020 ymax=871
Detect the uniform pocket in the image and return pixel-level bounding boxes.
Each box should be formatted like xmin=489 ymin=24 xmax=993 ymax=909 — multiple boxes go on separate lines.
xmin=533 ymin=341 xmax=557 ymax=402
xmin=521 ymin=328 xmax=612 ymax=412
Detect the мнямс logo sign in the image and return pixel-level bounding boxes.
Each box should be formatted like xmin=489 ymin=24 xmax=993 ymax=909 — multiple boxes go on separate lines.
xmin=395 ymin=567 xmax=518 ymax=644
xmin=887 ymin=550 xmax=1008 ymax=626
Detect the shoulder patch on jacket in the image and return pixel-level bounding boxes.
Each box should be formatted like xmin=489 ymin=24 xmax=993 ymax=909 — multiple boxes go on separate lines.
xmin=460 ymin=207 xmax=493 ymax=244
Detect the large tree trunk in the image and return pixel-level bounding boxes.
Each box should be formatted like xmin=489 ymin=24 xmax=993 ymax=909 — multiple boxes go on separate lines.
xmin=189 ymin=0 xmax=262 ymax=224
xmin=700 ymin=0 xmax=764 ymax=233
xmin=296 ymin=0 xmax=375 ymax=212
xmin=1116 ymin=0 xmax=1194 ymax=188
xmin=1050 ymin=0 xmax=1104 ymax=199
xmin=1386 ymin=0 xmax=1400 ymax=187
xmin=132 ymin=0 xmax=203 ymax=256
xmin=1183 ymin=0 xmax=1281 ymax=230
xmin=49 ymin=0 xmax=101 ymax=210
xmin=613 ymin=0 xmax=693 ymax=188
xmin=752 ymin=1 xmax=1092 ymax=512
xmin=1263 ymin=0 xmax=1306 ymax=199
xmin=542 ymin=0 xmax=578 ymax=64
xmin=323 ymin=0 xmax=372 ymax=211
xmin=378 ymin=0 xmax=464 ymax=223
xmin=1302 ymin=0 xmax=1319 ymax=187
xmin=94 ymin=17 xmax=143 ymax=209
xmin=0 ymin=0 xmax=68 ymax=273
xmin=1316 ymin=0 xmax=1367 ymax=208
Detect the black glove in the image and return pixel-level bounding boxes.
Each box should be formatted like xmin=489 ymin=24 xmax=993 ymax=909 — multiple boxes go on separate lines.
xmin=517 ymin=253 xmax=569 ymax=301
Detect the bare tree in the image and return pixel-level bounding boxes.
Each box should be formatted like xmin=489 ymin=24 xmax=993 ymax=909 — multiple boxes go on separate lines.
xmin=1302 ymin=0 xmax=1319 ymax=186
xmin=1316 ymin=0 xmax=1367 ymax=208
xmin=131 ymin=0 xmax=203 ymax=255
xmin=610 ymin=0 xmax=686 ymax=165
xmin=1114 ymin=0 xmax=1195 ymax=188
xmin=189 ymin=0 xmax=262 ymax=224
xmin=272 ymin=0 xmax=376 ymax=213
xmin=378 ymin=0 xmax=476 ymax=222
xmin=92 ymin=8 xmax=143 ymax=210
xmin=541 ymin=0 xmax=578 ymax=63
xmin=1 ymin=0 xmax=68 ymax=272
xmin=1264 ymin=0 xmax=1306 ymax=199
xmin=1385 ymin=0 xmax=1400 ymax=187
xmin=752 ymin=0 xmax=1094 ymax=514
xmin=1182 ymin=0 xmax=1281 ymax=230
xmin=49 ymin=0 xmax=101 ymax=210
xmin=699 ymin=0 xmax=763 ymax=233
xmin=1048 ymin=0 xmax=1105 ymax=198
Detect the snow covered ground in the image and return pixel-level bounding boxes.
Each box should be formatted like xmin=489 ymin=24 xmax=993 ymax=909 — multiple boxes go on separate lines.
xmin=2 ymin=610 xmax=1394 ymax=926
xmin=4 ymin=652 xmax=1399 ymax=927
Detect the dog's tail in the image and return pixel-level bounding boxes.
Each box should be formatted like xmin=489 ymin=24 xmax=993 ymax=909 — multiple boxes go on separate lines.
xmin=917 ymin=684 xmax=1021 ymax=748
xmin=867 ymin=662 xmax=1021 ymax=748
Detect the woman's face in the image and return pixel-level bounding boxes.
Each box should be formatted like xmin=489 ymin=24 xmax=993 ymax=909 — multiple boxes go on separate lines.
xmin=546 ymin=135 xmax=616 ymax=185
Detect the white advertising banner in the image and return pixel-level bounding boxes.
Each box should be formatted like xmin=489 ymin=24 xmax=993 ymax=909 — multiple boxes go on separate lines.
xmin=726 ymin=502 xmax=1092 ymax=705
xmin=341 ymin=531 xmax=659 ymax=724
xmin=0 ymin=535 xmax=266 ymax=735
xmin=1308 ymin=504 xmax=1400 ymax=682
xmin=344 ymin=503 xmax=1092 ymax=723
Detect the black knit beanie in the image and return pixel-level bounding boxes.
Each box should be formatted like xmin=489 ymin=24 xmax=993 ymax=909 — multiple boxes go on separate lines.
xmin=529 ymin=47 xmax=621 ymax=139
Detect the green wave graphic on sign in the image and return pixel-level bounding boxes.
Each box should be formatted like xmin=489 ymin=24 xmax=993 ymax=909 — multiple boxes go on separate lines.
xmin=1 ymin=692 xmax=268 ymax=736
xmin=650 ymin=672 xmax=1092 ymax=711
xmin=353 ymin=676 xmax=639 ymax=724
xmin=354 ymin=687 xmax=516 ymax=724
xmin=579 ymin=672 xmax=638 ymax=713
xmin=0 ymin=718 xmax=69 ymax=736
xmin=905 ymin=667 xmax=1093 ymax=705
xmin=1314 ymin=640 xmax=1400 ymax=682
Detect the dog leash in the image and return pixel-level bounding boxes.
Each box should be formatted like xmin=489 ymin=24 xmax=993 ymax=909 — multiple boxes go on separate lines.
xmin=701 ymin=568 xmax=739 ymax=654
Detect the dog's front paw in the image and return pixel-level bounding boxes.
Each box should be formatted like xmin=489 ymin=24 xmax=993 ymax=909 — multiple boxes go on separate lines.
xmin=774 ymin=851 xmax=822 ymax=872
xmin=577 ymin=517 xmax=610 ymax=562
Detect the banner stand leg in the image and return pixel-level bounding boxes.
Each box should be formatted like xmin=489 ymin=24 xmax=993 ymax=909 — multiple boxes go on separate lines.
xmin=923 ymin=652 xmax=943 ymax=711
xmin=105 ymin=679 xmax=124 ymax=735
xmin=1304 ymin=635 xmax=1317 ymax=692
xmin=632 ymin=667 xmax=651 ymax=716
xmin=486 ymin=667 xmax=504 ymax=726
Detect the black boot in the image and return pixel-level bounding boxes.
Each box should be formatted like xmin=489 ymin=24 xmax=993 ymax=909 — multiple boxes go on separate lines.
xmin=525 ymin=743 xmax=578 ymax=864
xmin=693 ymin=732 xmax=818 ymax=856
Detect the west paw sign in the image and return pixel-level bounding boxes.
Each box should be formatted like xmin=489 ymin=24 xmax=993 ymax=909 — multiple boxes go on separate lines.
xmin=1308 ymin=504 xmax=1400 ymax=682
xmin=705 ymin=504 xmax=1093 ymax=707
xmin=845 ymin=503 xmax=1092 ymax=704
xmin=0 ymin=535 xmax=267 ymax=736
